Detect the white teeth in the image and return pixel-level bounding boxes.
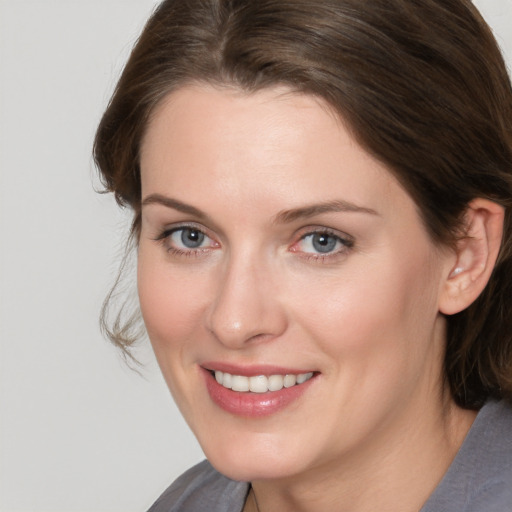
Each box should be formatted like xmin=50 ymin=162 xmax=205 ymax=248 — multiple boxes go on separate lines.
xmin=231 ymin=375 xmax=250 ymax=392
xmin=213 ymin=370 xmax=314 ymax=393
xmin=283 ymin=374 xmax=297 ymax=388
xmin=249 ymin=375 xmax=268 ymax=393
xmin=222 ymin=372 xmax=232 ymax=389
xmin=297 ymin=372 xmax=313 ymax=384
xmin=268 ymin=374 xmax=284 ymax=391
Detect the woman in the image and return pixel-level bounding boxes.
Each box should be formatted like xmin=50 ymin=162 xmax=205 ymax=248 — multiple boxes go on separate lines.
xmin=94 ymin=1 xmax=512 ymax=510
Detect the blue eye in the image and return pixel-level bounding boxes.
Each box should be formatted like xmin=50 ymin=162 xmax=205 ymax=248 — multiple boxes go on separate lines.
xmin=171 ymin=227 xmax=207 ymax=249
xmin=309 ymin=233 xmax=339 ymax=253
xmin=157 ymin=226 xmax=216 ymax=254
xmin=297 ymin=231 xmax=351 ymax=255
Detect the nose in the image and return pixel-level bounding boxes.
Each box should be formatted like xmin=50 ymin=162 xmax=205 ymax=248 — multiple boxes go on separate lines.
xmin=205 ymin=253 xmax=287 ymax=349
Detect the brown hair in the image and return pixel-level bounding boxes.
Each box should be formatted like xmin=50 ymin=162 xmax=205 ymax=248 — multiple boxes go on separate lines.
xmin=94 ymin=0 xmax=512 ymax=408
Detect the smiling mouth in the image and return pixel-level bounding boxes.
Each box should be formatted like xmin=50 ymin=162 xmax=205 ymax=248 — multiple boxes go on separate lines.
xmin=211 ymin=370 xmax=315 ymax=393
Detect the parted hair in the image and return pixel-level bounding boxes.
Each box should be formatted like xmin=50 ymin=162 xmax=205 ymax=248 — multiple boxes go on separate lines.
xmin=94 ymin=0 xmax=512 ymax=408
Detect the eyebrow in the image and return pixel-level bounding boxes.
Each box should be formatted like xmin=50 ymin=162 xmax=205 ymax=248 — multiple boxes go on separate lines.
xmin=274 ymin=200 xmax=379 ymax=224
xmin=141 ymin=194 xmax=208 ymax=220
xmin=141 ymin=194 xmax=378 ymax=223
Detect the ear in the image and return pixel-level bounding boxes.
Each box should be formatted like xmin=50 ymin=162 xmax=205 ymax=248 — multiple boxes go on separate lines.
xmin=439 ymin=198 xmax=504 ymax=316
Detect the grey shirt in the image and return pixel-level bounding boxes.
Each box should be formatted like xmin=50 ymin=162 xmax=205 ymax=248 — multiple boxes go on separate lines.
xmin=148 ymin=400 xmax=512 ymax=511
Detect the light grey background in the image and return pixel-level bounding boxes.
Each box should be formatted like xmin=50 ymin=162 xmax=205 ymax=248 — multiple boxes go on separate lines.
xmin=0 ymin=1 xmax=511 ymax=511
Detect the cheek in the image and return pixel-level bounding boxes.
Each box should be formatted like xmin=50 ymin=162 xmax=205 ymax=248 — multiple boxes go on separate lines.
xmin=289 ymin=254 xmax=444 ymax=434
xmin=137 ymin=254 xmax=209 ymax=355
xmin=137 ymin=253 xmax=212 ymax=418
xmin=289 ymin=246 xmax=441 ymax=364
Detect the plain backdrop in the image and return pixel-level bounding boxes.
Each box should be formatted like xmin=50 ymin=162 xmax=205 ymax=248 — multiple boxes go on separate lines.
xmin=0 ymin=1 xmax=511 ymax=511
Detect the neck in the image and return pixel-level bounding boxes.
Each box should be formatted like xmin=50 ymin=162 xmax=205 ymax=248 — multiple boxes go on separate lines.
xmin=250 ymin=394 xmax=476 ymax=512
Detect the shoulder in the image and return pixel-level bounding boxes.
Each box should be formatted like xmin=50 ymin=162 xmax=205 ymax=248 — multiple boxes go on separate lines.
xmin=422 ymin=400 xmax=512 ymax=512
xmin=464 ymin=400 xmax=512 ymax=511
xmin=147 ymin=460 xmax=249 ymax=512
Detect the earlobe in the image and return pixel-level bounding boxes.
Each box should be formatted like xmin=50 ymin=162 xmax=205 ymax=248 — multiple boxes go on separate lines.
xmin=439 ymin=198 xmax=504 ymax=316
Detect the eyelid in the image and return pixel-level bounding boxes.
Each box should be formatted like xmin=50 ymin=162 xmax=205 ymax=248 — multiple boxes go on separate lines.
xmin=152 ymin=222 xmax=352 ymax=259
xmin=153 ymin=222 xmax=220 ymax=253
xmin=153 ymin=221 xmax=211 ymax=240
xmin=294 ymin=225 xmax=354 ymax=244
xmin=289 ymin=226 xmax=354 ymax=258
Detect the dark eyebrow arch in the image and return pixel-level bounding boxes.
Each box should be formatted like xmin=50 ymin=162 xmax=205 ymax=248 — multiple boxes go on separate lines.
xmin=274 ymin=200 xmax=379 ymax=224
xmin=141 ymin=194 xmax=378 ymax=224
xmin=141 ymin=194 xmax=208 ymax=220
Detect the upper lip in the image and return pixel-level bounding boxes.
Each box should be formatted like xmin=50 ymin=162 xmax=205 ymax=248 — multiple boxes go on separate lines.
xmin=201 ymin=361 xmax=317 ymax=376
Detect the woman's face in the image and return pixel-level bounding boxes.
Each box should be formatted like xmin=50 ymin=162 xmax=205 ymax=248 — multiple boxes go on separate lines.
xmin=138 ymin=84 xmax=453 ymax=482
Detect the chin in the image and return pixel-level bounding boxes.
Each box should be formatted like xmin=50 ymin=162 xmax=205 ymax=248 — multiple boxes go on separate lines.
xmin=200 ymin=433 xmax=312 ymax=482
xmin=208 ymin=456 xmax=297 ymax=483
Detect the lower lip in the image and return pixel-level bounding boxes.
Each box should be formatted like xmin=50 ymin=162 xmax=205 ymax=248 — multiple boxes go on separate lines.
xmin=202 ymin=368 xmax=316 ymax=417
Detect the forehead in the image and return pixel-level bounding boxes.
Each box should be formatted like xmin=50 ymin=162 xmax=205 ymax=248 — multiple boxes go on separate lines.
xmin=141 ymin=84 xmax=344 ymax=173
xmin=139 ymin=84 xmax=414 ymax=222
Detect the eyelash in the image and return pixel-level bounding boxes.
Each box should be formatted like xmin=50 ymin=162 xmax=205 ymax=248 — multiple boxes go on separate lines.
xmin=292 ymin=228 xmax=354 ymax=262
xmin=153 ymin=225 xmax=354 ymax=262
xmin=154 ymin=224 xmax=218 ymax=257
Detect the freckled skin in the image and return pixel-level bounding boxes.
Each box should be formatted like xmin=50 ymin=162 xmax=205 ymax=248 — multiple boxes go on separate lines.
xmin=137 ymin=85 xmax=475 ymax=511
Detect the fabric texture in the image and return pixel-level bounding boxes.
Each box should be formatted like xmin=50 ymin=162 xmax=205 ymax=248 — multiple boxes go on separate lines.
xmin=147 ymin=400 xmax=512 ymax=511
xmin=420 ymin=400 xmax=512 ymax=511
xmin=147 ymin=460 xmax=248 ymax=512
